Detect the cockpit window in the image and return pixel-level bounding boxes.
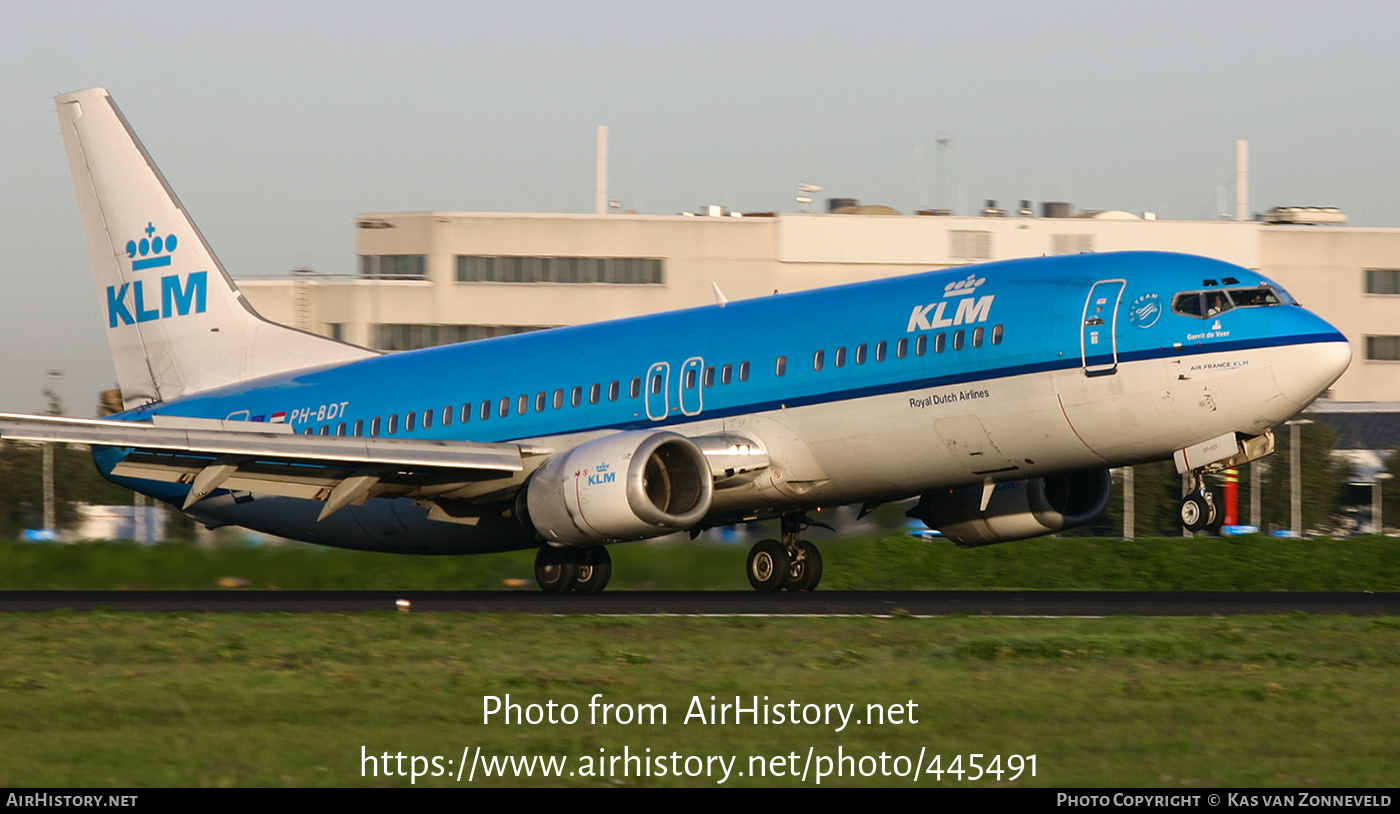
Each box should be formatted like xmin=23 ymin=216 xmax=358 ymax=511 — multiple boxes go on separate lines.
xmin=1172 ymin=292 xmax=1203 ymax=317
xmin=1172 ymin=285 xmax=1290 ymax=319
xmin=1203 ymin=292 xmax=1233 ymax=317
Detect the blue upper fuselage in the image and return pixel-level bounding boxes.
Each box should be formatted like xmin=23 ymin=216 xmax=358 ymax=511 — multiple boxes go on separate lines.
xmin=122 ymin=251 xmax=1345 ymax=443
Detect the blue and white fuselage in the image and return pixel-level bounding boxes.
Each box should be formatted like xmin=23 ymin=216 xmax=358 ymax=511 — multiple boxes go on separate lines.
xmin=108 ymin=251 xmax=1346 ymax=552
xmin=2 ymin=88 xmax=1349 ymax=592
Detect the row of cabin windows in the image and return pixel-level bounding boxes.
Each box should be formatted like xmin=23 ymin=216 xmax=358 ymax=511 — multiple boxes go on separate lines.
xmin=298 ymin=324 xmax=1005 ymax=436
xmin=299 ymin=359 xmax=755 ymax=437
xmin=796 ymin=325 xmax=1005 ymax=373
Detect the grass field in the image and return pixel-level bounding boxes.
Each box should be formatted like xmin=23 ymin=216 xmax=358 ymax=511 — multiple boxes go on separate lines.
xmin=0 ymin=533 xmax=1397 ymax=787
xmin=0 ymin=613 xmax=1396 ymax=787
xmin=1 ymin=531 xmax=1398 ymax=591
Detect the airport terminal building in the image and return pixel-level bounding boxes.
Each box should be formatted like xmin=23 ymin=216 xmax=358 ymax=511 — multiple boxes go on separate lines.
xmin=238 ymin=206 xmax=1400 ymax=402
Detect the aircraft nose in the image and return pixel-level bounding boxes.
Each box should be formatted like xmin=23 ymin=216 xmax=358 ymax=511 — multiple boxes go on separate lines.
xmin=1272 ymin=338 xmax=1351 ymax=408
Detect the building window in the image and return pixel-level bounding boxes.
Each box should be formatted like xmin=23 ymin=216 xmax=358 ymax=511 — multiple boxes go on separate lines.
xmin=360 ymin=255 xmax=426 ymax=279
xmin=1051 ymin=234 xmax=1094 ymax=255
xmin=950 ymin=231 xmax=992 ymax=260
xmin=1365 ymin=269 xmax=1400 ymax=295
xmin=456 ymin=255 xmax=664 ymax=284
xmin=371 ymin=324 xmax=549 ymax=351
xmin=1366 ymin=336 xmax=1400 ymax=360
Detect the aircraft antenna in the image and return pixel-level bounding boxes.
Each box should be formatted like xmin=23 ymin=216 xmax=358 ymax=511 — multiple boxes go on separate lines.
xmin=935 ymin=131 xmax=951 ymax=212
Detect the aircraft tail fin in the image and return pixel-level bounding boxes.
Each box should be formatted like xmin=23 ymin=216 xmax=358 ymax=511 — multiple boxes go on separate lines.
xmin=54 ymin=88 xmax=376 ymax=410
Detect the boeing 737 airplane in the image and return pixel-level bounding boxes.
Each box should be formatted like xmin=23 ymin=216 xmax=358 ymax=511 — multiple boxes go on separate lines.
xmin=0 ymin=89 xmax=1351 ymax=593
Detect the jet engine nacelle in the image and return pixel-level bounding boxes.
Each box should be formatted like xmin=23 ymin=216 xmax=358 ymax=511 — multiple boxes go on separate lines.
xmin=908 ymin=469 xmax=1112 ymax=547
xmin=522 ymin=431 xmax=714 ymax=544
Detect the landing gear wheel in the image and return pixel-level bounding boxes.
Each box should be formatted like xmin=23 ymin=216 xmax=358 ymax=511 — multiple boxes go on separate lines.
xmin=572 ymin=548 xmax=612 ymax=595
xmin=783 ymin=540 xmax=823 ymax=592
xmin=1204 ymin=495 xmax=1225 ymax=535
xmin=1180 ymin=494 xmax=1210 ymax=532
xmin=747 ymin=539 xmax=790 ymax=592
xmin=535 ymin=547 xmax=578 ymax=594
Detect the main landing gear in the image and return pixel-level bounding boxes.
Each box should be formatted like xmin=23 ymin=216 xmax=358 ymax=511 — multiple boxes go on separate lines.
xmin=1178 ymin=472 xmax=1225 ymax=534
xmin=747 ymin=513 xmax=826 ymax=592
xmin=535 ymin=546 xmax=612 ymax=594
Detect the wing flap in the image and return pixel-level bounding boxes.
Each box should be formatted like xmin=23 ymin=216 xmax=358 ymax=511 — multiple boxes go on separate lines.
xmin=0 ymin=412 xmax=545 ymax=517
xmin=0 ymin=412 xmax=538 ymax=470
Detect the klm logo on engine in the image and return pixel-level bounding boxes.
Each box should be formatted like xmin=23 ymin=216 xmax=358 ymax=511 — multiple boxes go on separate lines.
xmin=107 ymin=223 xmax=208 ymax=327
xmin=587 ymin=463 xmax=616 ymax=486
xmin=906 ymin=274 xmax=995 ymax=332
xmin=108 ymin=272 xmax=208 ymax=327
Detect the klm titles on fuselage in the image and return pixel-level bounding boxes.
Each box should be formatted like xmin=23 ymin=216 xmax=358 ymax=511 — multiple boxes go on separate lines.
xmin=906 ymin=274 xmax=995 ymax=332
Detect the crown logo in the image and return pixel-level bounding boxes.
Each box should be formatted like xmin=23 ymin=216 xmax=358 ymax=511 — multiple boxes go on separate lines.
xmin=943 ymin=274 xmax=986 ymax=297
xmin=126 ymin=223 xmax=178 ymax=271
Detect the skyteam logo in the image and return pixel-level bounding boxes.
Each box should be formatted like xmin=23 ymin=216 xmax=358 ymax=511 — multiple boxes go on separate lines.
xmin=107 ymin=222 xmax=207 ymax=328
xmin=906 ymin=274 xmax=995 ymax=332
xmin=1128 ymin=292 xmax=1162 ymax=329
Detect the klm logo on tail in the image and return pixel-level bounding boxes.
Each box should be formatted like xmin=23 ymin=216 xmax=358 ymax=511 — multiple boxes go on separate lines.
xmin=107 ymin=223 xmax=207 ymax=327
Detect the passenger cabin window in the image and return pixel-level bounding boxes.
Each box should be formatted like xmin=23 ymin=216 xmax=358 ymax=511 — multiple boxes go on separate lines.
xmin=739 ymin=361 xmax=750 ymax=382
xmin=775 ymin=356 xmax=787 ymax=377
xmin=630 ymin=378 xmax=641 ymax=398
xmin=609 ymin=381 xmax=620 ymax=401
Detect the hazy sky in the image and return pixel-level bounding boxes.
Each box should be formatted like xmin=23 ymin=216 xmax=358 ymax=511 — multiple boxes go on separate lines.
xmin=3 ymin=1 xmax=1397 ymax=412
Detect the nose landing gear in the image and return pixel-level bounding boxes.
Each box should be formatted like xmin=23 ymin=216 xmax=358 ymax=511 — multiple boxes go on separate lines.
xmin=1179 ymin=473 xmax=1225 ymax=534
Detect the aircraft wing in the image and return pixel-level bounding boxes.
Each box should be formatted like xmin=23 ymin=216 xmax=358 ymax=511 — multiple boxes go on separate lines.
xmin=0 ymin=412 xmax=550 ymax=519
